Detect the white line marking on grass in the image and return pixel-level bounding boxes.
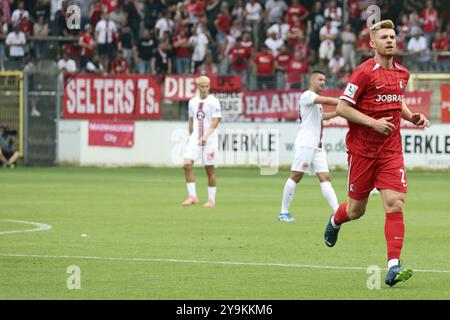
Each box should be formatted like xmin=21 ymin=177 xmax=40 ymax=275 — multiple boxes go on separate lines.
xmin=0 ymin=220 xmax=52 ymax=235
xmin=0 ymin=253 xmax=449 ymax=274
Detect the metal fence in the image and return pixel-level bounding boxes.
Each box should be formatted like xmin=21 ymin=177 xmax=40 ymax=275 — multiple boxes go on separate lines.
xmin=0 ymin=71 xmax=23 ymax=156
xmin=24 ymin=61 xmax=60 ymax=166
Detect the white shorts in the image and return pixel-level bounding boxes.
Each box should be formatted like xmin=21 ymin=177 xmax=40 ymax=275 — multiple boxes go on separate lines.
xmin=183 ymin=137 xmax=218 ymax=166
xmin=291 ymin=146 xmax=329 ymax=175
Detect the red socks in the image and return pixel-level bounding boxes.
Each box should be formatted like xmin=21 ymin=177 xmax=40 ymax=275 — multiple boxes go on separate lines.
xmin=333 ymin=202 xmax=350 ymax=226
xmin=385 ymin=212 xmax=404 ymax=261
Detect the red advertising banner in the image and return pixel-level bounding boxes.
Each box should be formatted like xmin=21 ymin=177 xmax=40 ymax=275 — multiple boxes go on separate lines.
xmin=243 ymin=89 xmax=432 ymax=128
xmin=88 ymin=120 xmax=135 ymax=148
xmin=64 ymin=74 xmax=161 ymax=119
xmin=163 ymin=75 xmax=242 ymax=101
xmin=440 ymin=84 xmax=450 ymax=123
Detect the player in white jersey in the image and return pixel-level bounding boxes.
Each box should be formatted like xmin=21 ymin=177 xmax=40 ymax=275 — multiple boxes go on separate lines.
xmin=278 ymin=70 xmax=340 ymax=222
xmin=182 ymin=76 xmax=222 ymax=207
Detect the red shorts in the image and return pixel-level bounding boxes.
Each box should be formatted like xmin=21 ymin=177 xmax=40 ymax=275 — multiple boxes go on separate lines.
xmin=347 ymin=153 xmax=408 ymax=200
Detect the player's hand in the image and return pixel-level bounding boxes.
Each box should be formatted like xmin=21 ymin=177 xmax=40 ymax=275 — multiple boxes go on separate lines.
xmin=198 ymin=136 xmax=207 ymax=146
xmin=371 ymin=116 xmax=396 ymax=136
xmin=411 ymin=113 xmax=430 ymax=128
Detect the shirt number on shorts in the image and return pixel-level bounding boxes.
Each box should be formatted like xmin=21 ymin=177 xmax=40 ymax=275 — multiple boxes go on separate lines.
xmin=400 ymin=169 xmax=407 ymax=187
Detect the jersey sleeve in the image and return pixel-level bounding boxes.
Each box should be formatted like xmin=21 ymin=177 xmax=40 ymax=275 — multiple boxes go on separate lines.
xmin=339 ymin=67 xmax=370 ymax=105
xmin=212 ymin=98 xmax=222 ymax=118
xmin=299 ymin=90 xmax=318 ymax=107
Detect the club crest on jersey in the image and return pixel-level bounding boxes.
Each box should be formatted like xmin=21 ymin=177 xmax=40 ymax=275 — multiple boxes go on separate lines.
xmin=196 ymin=111 xmax=205 ymax=120
xmin=344 ymin=83 xmax=358 ymax=98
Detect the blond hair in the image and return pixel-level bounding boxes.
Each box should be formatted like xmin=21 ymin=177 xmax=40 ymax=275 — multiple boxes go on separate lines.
xmin=195 ymin=76 xmax=210 ymax=85
xmin=369 ymin=19 xmax=395 ymax=39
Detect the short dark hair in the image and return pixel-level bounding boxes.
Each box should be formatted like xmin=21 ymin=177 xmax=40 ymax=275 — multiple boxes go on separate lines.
xmin=311 ymin=70 xmax=326 ymax=76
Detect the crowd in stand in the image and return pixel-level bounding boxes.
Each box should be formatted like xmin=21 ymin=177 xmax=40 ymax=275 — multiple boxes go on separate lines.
xmin=0 ymin=0 xmax=449 ymax=90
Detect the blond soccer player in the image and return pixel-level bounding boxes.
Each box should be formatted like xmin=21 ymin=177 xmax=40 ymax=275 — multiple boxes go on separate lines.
xmin=182 ymin=76 xmax=222 ymax=207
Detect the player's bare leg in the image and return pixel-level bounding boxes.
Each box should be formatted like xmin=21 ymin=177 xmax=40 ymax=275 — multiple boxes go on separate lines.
xmin=0 ymin=150 xmax=8 ymax=166
xmin=7 ymin=151 xmax=20 ymax=167
xmin=204 ymin=165 xmax=216 ymax=207
xmin=182 ymin=159 xmax=198 ymax=206
xmin=380 ymin=189 xmax=413 ymax=286
xmin=324 ymin=197 xmax=368 ymax=247
xmin=316 ymin=172 xmax=339 ymax=213
xmin=278 ymin=171 xmax=304 ymax=222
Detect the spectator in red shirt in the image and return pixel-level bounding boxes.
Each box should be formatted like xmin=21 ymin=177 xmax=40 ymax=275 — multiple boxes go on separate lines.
xmin=347 ymin=0 xmax=362 ymax=31
xmin=173 ymin=29 xmax=191 ymax=74
xmin=275 ymin=44 xmax=293 ymax=89
xmin=241 ymin=31 xmax=253 ymax=57
xmin=432 ymin=31 xmax=450 ymax=71
xmin=103 ymin=0 xmax=118 ymax=14
xmin=111 ymin=49 xmax=129 ymax=74
xmin=286 ymin=51 xmax=309 ymax=89
xmin=420 ymin=0 xmax=440 ymax=47
xmin=229 ymin=37 xmax=250 ymax=87
xmin=78 ymin=23 xmax=96 ymax=71
xmin=356 ymin=29 xmax=374 ymax=64
xmin=214 ymin=5 xmax=231 ymax=45
xmin=286 ymin=0 xmax=308 ymax=28
xmin=287 ymin=15 xmax=305 ymax=49
xmin=90 ymin=0 xmax=104 ymax=29
xmin=195 ymin=53 xmax=218 ymax=76
xmin=253 ymin=45 xmax=276 ymax=90
xmin=186 ymin=0 xmax=206 ymax=25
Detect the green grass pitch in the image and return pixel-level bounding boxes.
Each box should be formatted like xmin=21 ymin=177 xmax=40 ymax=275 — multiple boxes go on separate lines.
xmin=0 ymin=167 xmax=449 ymax=299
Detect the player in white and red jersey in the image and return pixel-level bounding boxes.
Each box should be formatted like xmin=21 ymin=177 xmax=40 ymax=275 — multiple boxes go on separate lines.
xmin=323 ymin=20 xmax=430 ymax=287
xmin=182 ymin=76 xmax=222 ymax=208
xmin=278 ymin=71 xmax=340 ymax=222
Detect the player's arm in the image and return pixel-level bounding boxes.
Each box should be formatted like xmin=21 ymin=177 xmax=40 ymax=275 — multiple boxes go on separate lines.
xmin=401 ymin=100 xmax=430 ymax=127
xmin=314 ymin=96 xmax=338 ymax=120
xmin=323 ymin=112 xmax=338 ymax=120
xmin=337 ymin=99 xmax=396 ymax=136
xmin=188 ymin=117 xmax=193 ymax=135
xmin=200 ymin=118 xmax=221 ymax=146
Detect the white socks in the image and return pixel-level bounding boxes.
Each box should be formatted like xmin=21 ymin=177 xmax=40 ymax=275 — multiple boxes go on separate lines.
xmin=388 ymin=259 xmax=399 ymax=269
xmin=187 ymin=182 xmax=197 ymax=197
xmin=208 ymin=187 xmax=216 ymax=201
xmin=320 ymin=181 xmax=339 ymax=213
xmin=187 ymin=183 xmax=216 ymax=201
xmin=281 ymin=178 xmax=297 ymax=213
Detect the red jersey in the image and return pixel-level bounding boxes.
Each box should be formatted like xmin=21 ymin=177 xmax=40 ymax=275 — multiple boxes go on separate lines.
xmin=241 ymin=40 xmax=253 ymax=57
xmin=230 ymin=47 xmax=249 ymax=71
xmin=420 ymin=8 xmax=439 ymax=33
xmin=253 ymin=52 xmax=275 ymax=75
xmin=286 ymin=60 xmax=309 ymax=83
xmin=111 ymin=58 xmax=128 ymax=74
xmin=339 ymin=58 xmax=409 ymax=158
xmin=80 ymin=32 xmax=95 ymax=57
xmin=433 ymin=38 xmax=450 ymax=61
xmin=287 ymin=5 xmax=308 ymax=26
xmin=276 ymin=51 xmax=293 ymax=70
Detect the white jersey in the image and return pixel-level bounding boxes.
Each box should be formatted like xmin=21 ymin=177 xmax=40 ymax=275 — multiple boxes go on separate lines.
xmin=188 ymin=94 xmax=222 ymax=144
xmin=294 ymin=90 xmax=324 ymax=149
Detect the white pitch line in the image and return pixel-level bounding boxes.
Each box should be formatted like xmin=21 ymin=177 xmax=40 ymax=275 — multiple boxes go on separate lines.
xmin=0 ymin=252 xmax=449 ymax=274
xmin=0 ymin=220 xmax=52 ymax=235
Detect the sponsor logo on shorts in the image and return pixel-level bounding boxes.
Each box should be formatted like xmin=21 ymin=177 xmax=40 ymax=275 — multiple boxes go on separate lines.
xmin=207 ymin=152 xmax=215 ymax=160
xmin=302 ymin=163 xmax=309 ymax=170
xmin=349 ymin=184 xmax=354 ymax=193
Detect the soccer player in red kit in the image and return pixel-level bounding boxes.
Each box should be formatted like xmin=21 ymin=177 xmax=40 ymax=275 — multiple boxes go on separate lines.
xmin=323 ymin=20 xmax=430 ymax=287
